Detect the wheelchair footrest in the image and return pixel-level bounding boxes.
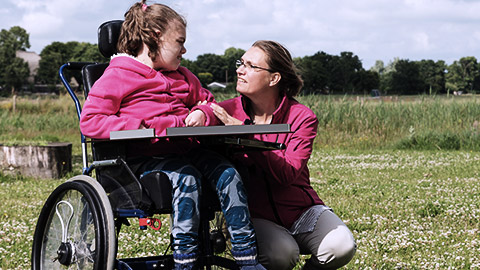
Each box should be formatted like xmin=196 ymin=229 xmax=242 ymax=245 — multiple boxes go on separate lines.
xmin=117 ymin=255 xmax=173 ymax=270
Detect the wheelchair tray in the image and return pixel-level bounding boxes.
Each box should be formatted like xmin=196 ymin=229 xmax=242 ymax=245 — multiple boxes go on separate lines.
xmin=110 ymin=124 xmax=290 ymax=139
xmin=110 ymin=128 xmax=156 ymax=140
xmin=166 ymin=124 xmax=291 ymax=137
xmin=109 ymin=124 xmax=291 ymax=150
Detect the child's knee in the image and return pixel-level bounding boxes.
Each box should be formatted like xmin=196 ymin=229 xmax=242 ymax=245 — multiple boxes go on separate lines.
xmin=216 ymin=167 xmax=240 ymax=188
xmin=176 ymin=165 xmax=201 ymax=190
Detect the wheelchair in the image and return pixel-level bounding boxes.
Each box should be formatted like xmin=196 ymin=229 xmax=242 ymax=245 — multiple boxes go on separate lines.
xmin=30 ymin=20 xmax=242 ymax=270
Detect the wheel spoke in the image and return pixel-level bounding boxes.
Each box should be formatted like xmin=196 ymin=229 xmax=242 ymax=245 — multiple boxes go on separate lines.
xmin=34 ymin=185 xmax=97 ymax=269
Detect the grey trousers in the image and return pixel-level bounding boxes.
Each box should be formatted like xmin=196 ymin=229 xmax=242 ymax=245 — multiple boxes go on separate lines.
xmin=252 ymin=209 xmax=356 ymax=270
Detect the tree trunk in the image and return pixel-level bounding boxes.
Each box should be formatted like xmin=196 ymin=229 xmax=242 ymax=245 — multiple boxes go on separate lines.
xmin=0 ymin=142 xmax=72 ymax=179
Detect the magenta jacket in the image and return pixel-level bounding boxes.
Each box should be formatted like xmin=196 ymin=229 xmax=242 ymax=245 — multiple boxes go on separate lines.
xmin=219 ymin=95 xmax=324 ymax=229
xmin=80 ymin=55 xmax=217 ymax=155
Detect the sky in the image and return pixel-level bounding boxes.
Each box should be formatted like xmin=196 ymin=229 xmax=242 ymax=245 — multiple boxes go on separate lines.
xmin=1 ymin=0 xmax=480 ymax=69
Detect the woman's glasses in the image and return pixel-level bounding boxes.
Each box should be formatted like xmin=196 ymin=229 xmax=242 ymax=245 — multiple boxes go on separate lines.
xmin=235 ymin=59 xmax=274 ymax=73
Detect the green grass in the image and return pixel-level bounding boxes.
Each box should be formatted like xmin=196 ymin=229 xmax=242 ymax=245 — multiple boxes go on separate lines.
xmin=0 ymin=95 xmax=81 ymax=155
xmin=308 ymin=149 xmax=480 ymax=269
xmin=297 ymin=94 xmax=480 ymax=151
xmin=1 ymin=94 xmax=480 ymax=269
xmin=1 ymin=149 xmax=479 ymax=269
xmin=2 ymin=93 xmax=480 ymax=153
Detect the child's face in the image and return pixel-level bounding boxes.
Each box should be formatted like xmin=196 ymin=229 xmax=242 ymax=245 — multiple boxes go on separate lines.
xmin=154 ymin=21 xmax=187 ymax=71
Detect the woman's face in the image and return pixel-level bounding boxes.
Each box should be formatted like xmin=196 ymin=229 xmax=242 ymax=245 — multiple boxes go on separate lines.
xmin=236 ymin=46 xmax=274 ymax=98
xmin=154 ymin=20 xmax=187 ymax=71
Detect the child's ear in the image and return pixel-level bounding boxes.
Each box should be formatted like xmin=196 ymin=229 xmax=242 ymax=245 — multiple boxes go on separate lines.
xmin=153 ymin=30 xmax=162 ymax=40
xmin=269 ymin=72 xmax=281 ymax=87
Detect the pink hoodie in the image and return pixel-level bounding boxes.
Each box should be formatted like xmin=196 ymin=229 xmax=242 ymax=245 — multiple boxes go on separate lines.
xmin=219 ymin=95 xmax=324 ymax=228
xmin=80 ymin=55 xmax=217 ymax=155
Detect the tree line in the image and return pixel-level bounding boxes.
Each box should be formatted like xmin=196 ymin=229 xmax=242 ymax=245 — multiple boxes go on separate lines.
xmin=1 ymin=26 xmax=479 ymax=96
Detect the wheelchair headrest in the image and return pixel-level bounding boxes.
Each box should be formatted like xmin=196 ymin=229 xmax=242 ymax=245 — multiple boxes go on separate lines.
xmin=97 ymin=20 xmax=124 ymax=58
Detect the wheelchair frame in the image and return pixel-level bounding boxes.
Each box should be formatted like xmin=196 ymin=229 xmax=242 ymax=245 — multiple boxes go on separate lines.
xmin=31 ymin=20 xmax=289 ymax=270
xmin=30 ymin=19 xmax=240 ymax=269
xmin=31 ymin=60 xmax=242 ymax=270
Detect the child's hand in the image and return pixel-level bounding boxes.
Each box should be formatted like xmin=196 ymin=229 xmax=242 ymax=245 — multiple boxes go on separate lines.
xmin=210 ymin=103 xmax=243 ymax=125
xmin=185 ymin=110 xmax=206 ymax=126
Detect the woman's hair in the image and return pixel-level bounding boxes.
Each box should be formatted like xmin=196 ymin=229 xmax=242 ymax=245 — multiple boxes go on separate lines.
xmin=252 ymin=40 xmax=304 ymax=98
xmin=117 ymin=0 xmax=186 ymax=61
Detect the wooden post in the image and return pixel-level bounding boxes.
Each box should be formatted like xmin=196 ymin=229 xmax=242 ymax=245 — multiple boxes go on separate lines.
xmin=0 ymin=142 xmax=72 ymax=179
xmin=12 ymin=94 xmax=16 ymax=114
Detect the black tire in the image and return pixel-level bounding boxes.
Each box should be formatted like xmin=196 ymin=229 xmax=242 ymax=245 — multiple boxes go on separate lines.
xmin=32 ymin=175 xmax=116 ymax=270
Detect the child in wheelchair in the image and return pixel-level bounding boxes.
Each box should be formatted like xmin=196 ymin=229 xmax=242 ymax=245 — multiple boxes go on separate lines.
xmin=79 ymin=1 xmax=265 ymax=269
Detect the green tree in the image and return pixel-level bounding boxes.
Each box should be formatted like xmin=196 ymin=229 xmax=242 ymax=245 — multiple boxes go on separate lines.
xmin=36 ymin=42 xmax=72 ymax=88
xmin=4 ymin=57 xmax=30 ymax=95
xmin=474 ymin=62 xmax=480 ymax=91
xmin=36 ymin=41 xmax=107 ymax=92
xmin=379 ymin=72 xmax=393 ymax=95
xmin=390 ymin=59 xmax=423 ymax=95
xmin=417 ymin=60 xmax=446 ymax=94
xmin=0 ymin=26 xmax=30 ymax=53
xmin=355 ymin=69 xmax=380 ymax=95
xmin=330 ymin=51 xmax=363 ymax=94
xmin=446 ymin=56 xmax=479 ymax=93
xmin=70 ymin=42 xmax=107 ymax=63
xmin=377 ymin=58 xmax=400 ymax=94
xmin=181 ymin=58 xmax=200 ymax=75
xmin=197 ymin=72 xmax=213 ymax=87
xmin=370 ymin=60 xmax=385 ymax=75
xmin=196 ymin=53 xmax=226 ymax=83
xmin=0 ymin=26 xmax=31 ymax=95
xmin=222 ymin=47 xmax=245 ymax=84
xmin=69 ymin=42 xmax=107 ymax=88
xmin=298 ymin=51 xmax=332 ymax=94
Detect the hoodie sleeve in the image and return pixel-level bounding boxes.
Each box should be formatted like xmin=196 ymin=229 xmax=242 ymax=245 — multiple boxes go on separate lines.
xmin=79 ymin=68 xmax=144 ymax=139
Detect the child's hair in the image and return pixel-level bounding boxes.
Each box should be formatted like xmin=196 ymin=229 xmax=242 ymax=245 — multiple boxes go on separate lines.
xmin=117 ymin=0 xmax=186 ymax=61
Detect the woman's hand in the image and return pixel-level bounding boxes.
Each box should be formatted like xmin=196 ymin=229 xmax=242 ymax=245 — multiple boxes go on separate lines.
xmin=185 ymin=109 xmax=206 ymax=126
xmin=210 ymin=103 xmax=243 ymax=125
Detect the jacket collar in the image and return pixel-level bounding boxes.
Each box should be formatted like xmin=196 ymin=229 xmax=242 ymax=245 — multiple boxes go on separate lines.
xmin=110 ymin=54 xmax=157 ymax=79
xmin=240 ymin=94 xmax=289 ymax=125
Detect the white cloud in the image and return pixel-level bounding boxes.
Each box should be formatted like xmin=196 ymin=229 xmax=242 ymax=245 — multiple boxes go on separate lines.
xmin=1 ymin=0 xmax=479 ymax=68
xmin=412 ymin=32 xmax=431 ymax=51
xmin=21 ymin=12 xmax=63 ymax=35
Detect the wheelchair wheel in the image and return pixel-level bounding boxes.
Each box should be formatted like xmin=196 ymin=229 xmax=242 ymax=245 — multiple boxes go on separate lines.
xmin=208 ymin=211 xmax=236 ymax=270
xmin=32 ymin=175 xmax=116 ymax=270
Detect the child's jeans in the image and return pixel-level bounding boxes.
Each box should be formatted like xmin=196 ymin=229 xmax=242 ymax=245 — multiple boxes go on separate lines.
xmin=132 ymin=148 xmax=257 ymax=261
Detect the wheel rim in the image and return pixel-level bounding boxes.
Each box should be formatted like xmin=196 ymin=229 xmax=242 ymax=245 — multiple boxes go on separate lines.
xmin=43 ymin=189 xmax=97 ymax=269
xmin=36 ymin=185 xmax=100 ymax=270
xmin=69 ymin=175 xmax=117 ymax=270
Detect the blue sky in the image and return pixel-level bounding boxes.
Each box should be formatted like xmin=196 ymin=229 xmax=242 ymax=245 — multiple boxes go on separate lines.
xmin=1 ymin=0 xmax=480 ymax=69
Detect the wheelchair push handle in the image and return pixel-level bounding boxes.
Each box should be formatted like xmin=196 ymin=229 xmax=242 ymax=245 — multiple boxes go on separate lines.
xmin=59 ymin=62 xmax=97 ymax=121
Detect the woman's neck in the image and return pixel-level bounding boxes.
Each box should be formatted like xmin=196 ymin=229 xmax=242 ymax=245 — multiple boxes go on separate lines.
xmin=248 ymin=94 xmax=281 ymax=125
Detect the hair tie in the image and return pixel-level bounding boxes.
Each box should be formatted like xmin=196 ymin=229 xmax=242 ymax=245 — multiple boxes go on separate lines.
xmin=142 ymin=3 xmax=148 ymax=11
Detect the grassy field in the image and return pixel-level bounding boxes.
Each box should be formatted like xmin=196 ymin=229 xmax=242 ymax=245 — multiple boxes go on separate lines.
xmin=1 ymin=94 xmax=480 ymax=269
